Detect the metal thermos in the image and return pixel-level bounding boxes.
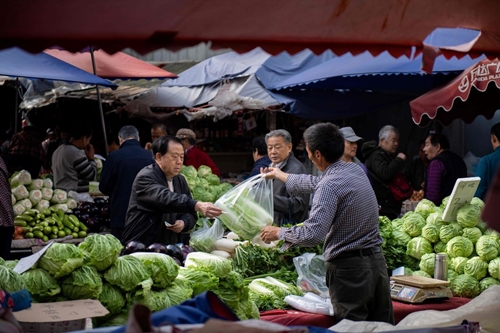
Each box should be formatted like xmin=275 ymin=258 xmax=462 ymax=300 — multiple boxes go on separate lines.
xmin=434 ymin=253 xmax=448 ymax=281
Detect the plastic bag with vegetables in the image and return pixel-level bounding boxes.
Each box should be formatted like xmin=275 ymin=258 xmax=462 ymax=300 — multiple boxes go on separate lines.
xmin=189 ymin=218 xmax=224 ymax=253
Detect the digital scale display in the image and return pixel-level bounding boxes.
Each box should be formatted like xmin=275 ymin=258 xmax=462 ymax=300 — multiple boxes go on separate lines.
xmin=397 ymin=286 xmax=418 ymax=300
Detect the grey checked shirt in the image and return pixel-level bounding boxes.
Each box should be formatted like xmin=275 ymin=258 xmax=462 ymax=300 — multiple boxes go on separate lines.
xmin=278 ymin=160 xmax=382 ymax=261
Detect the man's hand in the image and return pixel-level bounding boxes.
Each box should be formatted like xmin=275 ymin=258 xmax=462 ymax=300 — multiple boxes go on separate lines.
xmin=145 ymin=142 xmax=152 ymax=151
xmin=397 ymin=152 xmax=406 ymax=161
xmin=166 ymin=220 xmax=185 ymax=233
xmin=85 ymin=143 xmax=95 ymax=160
xmin=260 ymin=167 xmax=289 ymax=183
xmin=195 ymin=202 xmax=223 ymax=218
xmin=261 ymin=226 xmax=281 ymax=243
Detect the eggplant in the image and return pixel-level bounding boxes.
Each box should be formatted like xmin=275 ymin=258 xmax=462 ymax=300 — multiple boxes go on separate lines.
xmin=71 ymin=208 xmax=82 ymax=216
xmin=171 ymin=257 xmax=182 ymax=266
xmin=165 ymin=244 xmax=184 ymax=262
xmin=87 ymin=205 xmax=100 ymax=216
xmin=147 ymin=243 xmax=168 ymax=254
xmin=124 ymin=241 xmax=146 ymax=254
xmin=93 ymin=197 xmax=107 ymax=209
xmin=79 ymin=201 xmax=94 ymax=212
xmin=180 ymin=244 xmax=195 ymax=260
xmin=100 ymin=205 xmax=110 ymax=218
xmin=85 ymin=216 xmax=100 ymax=232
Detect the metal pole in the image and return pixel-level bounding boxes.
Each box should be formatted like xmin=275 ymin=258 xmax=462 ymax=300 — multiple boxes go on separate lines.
xmin=14 ymin=77 xmax=19 ymax=133
xmin=89 ymin=46 xmax=109 ymax=156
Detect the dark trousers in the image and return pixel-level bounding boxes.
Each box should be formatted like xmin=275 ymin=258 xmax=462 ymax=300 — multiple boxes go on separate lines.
xmin=0 ymin=226 xmax=14 ymax=260
xmin=326 ymin=250 xmax=394 ymax=324
xmin=111 ymin=227 xmax=123 ymax=242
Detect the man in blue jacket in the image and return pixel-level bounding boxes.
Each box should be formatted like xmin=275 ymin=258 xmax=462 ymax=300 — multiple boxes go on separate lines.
xmin=475 ymin=122 xmax=500 ymax=199
xmin=99 ymin=125 xmax=154 ymax=240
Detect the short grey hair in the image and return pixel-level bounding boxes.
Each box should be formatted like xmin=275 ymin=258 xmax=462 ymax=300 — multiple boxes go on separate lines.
xmin=378 ymin=125 xmax=399 ymax=141
xmin=265 ymin=129 xmax=292 ymax=145
xmin=118 ymin=125 xmax=139 ymax=141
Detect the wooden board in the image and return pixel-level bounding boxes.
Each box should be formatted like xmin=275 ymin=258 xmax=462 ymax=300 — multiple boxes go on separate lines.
xmin=391 ymin=275 xmax=450 ymax=288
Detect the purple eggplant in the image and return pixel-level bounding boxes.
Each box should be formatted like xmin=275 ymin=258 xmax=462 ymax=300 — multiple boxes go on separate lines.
xmin=100 ymin=205 xmax=110 ymax=218
xmin=79 ymin=201 xmax=94 ymax=212
xmin=86 ymin=205 xmax=100 ymax=216
xmin=124 ymin=241 xmax=146 ymax=254
xmin=85 ymin=216 xmax=101 ymax=232
xmin=180 ymin=244 xmax=195 ymax=260
xmin=147 ymin=243 xmax=168 ymax=254
xmin=165 ymin=244 xmax=184 ymax=262
xmin=93 ymin=197 xmax=108 ymax=208
xmin=171 ymin=257 xmax=182 ymax=266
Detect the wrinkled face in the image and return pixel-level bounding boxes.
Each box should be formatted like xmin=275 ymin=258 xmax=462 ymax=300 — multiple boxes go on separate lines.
xmin=380 ymin=131 xmax=399 ymax=154
xmin=151 ymin=128 xmax=167 ymax=142
xmin=423 ymin=136 xmax=440 ymax=160
xmin=156 ymin=141 xmax=184 ymax=178
xmin=343 ymin=140 xmax=358 ymax=160
xmin=267 ymin=136 xmax=292 ymax=165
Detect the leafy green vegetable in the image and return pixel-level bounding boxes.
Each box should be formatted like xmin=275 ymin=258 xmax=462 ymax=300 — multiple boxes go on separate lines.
xmin=446 ymin=236 xmax=474 ymax=258
xmin=177 ymin=267 xmax=219 ymax=295
xmin=180 ymin=165 xmax=197 ymax=179
xmin=130 ymin=281 xmax=193 ymax=312
xmin=419 ymin=253 xmax=436 ymax=275
xmin=479 ymin=277 xmax=500 ymax=293
xmin=407 ymin=237 xmax=433 ymax=260
xmin=233 ymin=299 xmax=260 ymax=320
xmin=61 ymin=265 xmax=102 ymax=300
xmin=0 ymin=265 xmax=25 ymax=292
xmin=475 ymin=235 xmax=500 ymax=262
xmin=197 ymin=165 xmax=212 ymax=178
xmin=439 ymin=223 xmax=462 ymax=244
xmin=470 ymin=197 xmax=485 ymax=211
xmin=379 ymin=216 xmax=408 ymax=270
xmin=130 ymin=252 xmax=179 ymax=289
xmin=78 ymin=234 xmax=123 ymax=271
xmin=248 ymin=276 xmax=303 ymax=311
xmin=184 ymin=252 xmax=232 ymax=278
xmin=412 ymin=270 xmax=431 ymax=278
xmin=402 ymin=213 xmax=426 ymax=237
xmin=434 ymin=241 xmax=447 ymax=254
xmin=414 ymin=199 xmax=436 ymax=219
xmin=489 ymin=257 xmax=500 ymax=279
xmin=448 ymin=269 xmax=458 ymax=282
xmin=449 ymin=274 xmax=480 ymax=298
xmin=462 ymin=227 xmax=482 ymax=244
xmin=104 ymin=255 xmax=150 ymax=292
xmin=213 ymin=271 xmax=248 ymax=309
xmin=99 ymin=282 xmax=125 ymax=315
xmin=464 ymin=257 xmax=488 ymax=280
xmin=189 ymin=219 xmax=224 ymax=253
xmin=38 ymin=243 xmax=84 ymax=278
xmin=456 ymin=203 xmax=481 ymax=228
xmin=451 ymin=257 xmax=468 ymax=274
xmin=421 ymin=224 xmax=440 ymax=243
xmin=21 ymin=268 xmax=60 ymax=298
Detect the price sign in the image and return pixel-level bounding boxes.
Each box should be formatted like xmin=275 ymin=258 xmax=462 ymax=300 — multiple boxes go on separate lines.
xmin=442 ymin=177 xmax=480 ymax=222
xmin=13 ymin=241 xmax=54 ymax=274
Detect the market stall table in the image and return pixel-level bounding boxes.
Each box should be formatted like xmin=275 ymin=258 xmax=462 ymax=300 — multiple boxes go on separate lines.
xmin=259 ymin=297 xmax=471 ymax=328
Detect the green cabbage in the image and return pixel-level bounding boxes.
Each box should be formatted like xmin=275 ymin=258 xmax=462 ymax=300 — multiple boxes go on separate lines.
xmin=233 ymin=299 xmax=260 ymax=320
xmin=462 ymin=227 xmax=482 ymax=244
xmin=446 ymin=236 xmax=474 ymax=258
xmin=197 ymin=165 xmax=213 ymax=178
xmin=78 ymin=234 xmax=123 ymax=271
xmin=479 ymin=277 xmax=500 ymax=293
xmin=404 ymin=267 xmax=414 ymax=275
xmin=426 ymin=210 xmax=446 ymax=228
xmin=441 ymin=196 xmax=450 ymax=209
xmin=406 ymin=237 xmax=433 ymax=260
xmin=439 ymin=223 xmax=462 ymax=244
xmin=0 ymin=265 xmax=25 ymax=292
xmin=99 ymin=282 xmax=126 ymax=315
xmin=180 ymin=165 xmax=197 ymax=179
xmin=451 ymin=257 xmax=468 ymax=274
xmin=38 ymin=243 xmax=84 ymax=278
xmin=392 ymin=218 xmax=404 ymax=229
xmin=415 ymin=199 xmax=437 ymax=219
xmin=213 ymin=271 xmax=249 ymax=309
xmin=393 ymin=229 xmax=412 ymax=246
xmin=470 ymin=197 xmax=485 ymax=211
xmin=176 ymin=267 xmax=219 ymax=295
xmin=412 ymin=270 xmax=431 ymax=278
xmin=421 ymin=224 xmax=440 ymax=243
xmin=130 ymin=252 xmax=180 ymax=289
xmin=464 ymin=257 xmax=488 ymax=280
xmin=184 ymin=252 xmax=232 ymax=277
xmin=434 ymin=241 xmax=447 ymax=254
xmin=130 ymin=281 xmax=193 ymax=312
xmin=448 ymin=269 xmax=458 ymax=282
xmin=21 ymin=268 xmax=60 ymax=298
xmin=489 ymin=257 xmax=500 ymax=279
xmin=477 ymin=221 xmax=488 ymax=234
xmin=475 ymin=235 xmax=500 ymax=261
xmin=104 ymin=255 xmax=150 ymax=292
xmin=61 ymin=265 xmax=103 ymax=300
xmin=249 ymin=276 xmax=303 ymax=311
xmin=449 ymin=274 xmax=480 ymax=298
xmin=402 ymin=213 xmax=426 ymax=237
xmin=419 ymin=253 xmax=436 ymax=275
xmin=205 ymin=173 xmax=220 ymax=186
xmin=456 ymin=203 xmax=481 ymax=228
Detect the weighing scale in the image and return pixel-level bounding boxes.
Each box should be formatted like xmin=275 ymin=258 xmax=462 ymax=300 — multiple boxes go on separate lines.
xmin=390 ymin=275 xmax=453 ymax=304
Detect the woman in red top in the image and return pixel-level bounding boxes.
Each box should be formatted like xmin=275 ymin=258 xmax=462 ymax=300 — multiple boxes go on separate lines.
xmin=176 ymin=129 xmax=220 ymax=176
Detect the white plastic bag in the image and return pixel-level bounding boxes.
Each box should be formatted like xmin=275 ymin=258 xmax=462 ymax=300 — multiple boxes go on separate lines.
xmin=189 ymin=218 xmax=224 ymax=253
xmin=215 ymin=174 xmax=274 ymax=240
xmin=284 ymin=293 xmax=334 ymax=316
xmin=293 ymin=253 xmax=329 ymax=298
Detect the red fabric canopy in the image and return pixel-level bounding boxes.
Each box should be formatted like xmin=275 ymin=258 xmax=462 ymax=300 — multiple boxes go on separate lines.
xmin=2 ymin=0 xmax=500 ymax=57
xmin=410 ymin=58 xmax=500 ymax=126
xmin=43 ymin=49 xmax=176 ymax=79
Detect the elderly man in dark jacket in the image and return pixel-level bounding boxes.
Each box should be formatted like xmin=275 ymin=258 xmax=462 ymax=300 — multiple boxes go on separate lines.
xmin=362 ymin=125 xmax=407 ymax=220
xmin=99 ymin=125 xmax=154 ymax=241
xmin=266 ymin=129 xmax=310 ymax=226
xmin=122 ymin=136 xmax=222 ymax=246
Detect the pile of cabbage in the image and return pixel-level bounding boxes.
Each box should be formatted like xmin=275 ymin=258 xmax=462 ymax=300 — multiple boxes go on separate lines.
xmin=180 ymin=165 xmax=233 ymax=203
xmin=384 ymin=197 xmax=500 ymax=299
xmin=0 ymin=234 xmax=260 ymax=327
xmin=10 ymin=170 xmax=76 ymax=215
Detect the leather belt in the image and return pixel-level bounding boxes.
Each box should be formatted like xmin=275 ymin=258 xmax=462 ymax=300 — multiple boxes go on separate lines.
xmin=333 ymin=247 xmax=381 ymax=260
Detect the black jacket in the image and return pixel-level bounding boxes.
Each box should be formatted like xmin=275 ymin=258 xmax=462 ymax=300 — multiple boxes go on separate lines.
xmin=362 ymin=141 xmax=406 ymax=216
xmin=99 ymin=139 xmax=154 ymax=229
xmin=122 ymin=163 xmax=197 ymax=246
xmin=273 ymin=152 xmax=310 ymax=226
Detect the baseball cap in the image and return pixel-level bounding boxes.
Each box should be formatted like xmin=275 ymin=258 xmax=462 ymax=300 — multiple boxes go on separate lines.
xmin=176 ymin=128 xmax=196 ymax=140
xmin=339 ymin=127 xmax=363 ymax=142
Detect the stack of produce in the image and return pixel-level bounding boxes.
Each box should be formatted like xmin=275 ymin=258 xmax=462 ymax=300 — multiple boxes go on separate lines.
xmin=379 ymin=197 xmax=500 ymax=299
xmin=179 ymin=165 xmax=233 ymax=203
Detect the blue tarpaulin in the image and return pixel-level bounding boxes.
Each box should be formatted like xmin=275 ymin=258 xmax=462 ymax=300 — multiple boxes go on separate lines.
xmin=0 ymin=47 xmax=116 ymax=87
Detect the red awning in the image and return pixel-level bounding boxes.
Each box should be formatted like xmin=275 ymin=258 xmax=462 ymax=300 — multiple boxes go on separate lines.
xmin=2 ymin=0 xmax=500 ymax=57
xmin=43 ymin=49 xmax=176 ymax=79
xmin=410 ymin=58 xmax=500 ymax=126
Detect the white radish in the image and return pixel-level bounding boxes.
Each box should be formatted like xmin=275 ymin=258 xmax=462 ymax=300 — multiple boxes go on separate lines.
xmin=210 ymin=250 xmax=232 ymax=259
xmin=214 ymin=238 xmax=242 ymax=253
xmin=226 ymin=232 xmax=240 ymax=240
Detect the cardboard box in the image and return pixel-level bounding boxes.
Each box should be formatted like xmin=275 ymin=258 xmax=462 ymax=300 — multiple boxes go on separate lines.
xmin=14 ymin=299 xmax=109 ymax=333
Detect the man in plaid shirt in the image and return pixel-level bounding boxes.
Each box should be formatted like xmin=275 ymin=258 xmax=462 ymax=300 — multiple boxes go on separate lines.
xmin=261 ymin=123 xmax=394 ymax=324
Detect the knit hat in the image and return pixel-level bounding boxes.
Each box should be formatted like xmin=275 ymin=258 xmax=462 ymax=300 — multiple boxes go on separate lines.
xmin=176 ymin=128 xmax=196 ymax=140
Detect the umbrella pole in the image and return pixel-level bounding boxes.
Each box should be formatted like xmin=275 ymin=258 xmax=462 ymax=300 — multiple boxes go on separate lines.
xmin=89 ymin=46 xmax=109 ymax=157
xmin=14 ymin=77 xmax=19 ymax=133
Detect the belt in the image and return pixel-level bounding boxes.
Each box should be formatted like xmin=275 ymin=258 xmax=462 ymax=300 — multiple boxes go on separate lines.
xmin=333 ymin=247 xmax=381 ymax=260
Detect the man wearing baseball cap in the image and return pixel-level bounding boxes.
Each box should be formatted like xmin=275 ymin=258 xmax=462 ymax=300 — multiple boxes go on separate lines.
xmin=176 ymin=128 xmax=220 ymax=176
xmin=339 ymin=127 xmax=369 ymax=178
